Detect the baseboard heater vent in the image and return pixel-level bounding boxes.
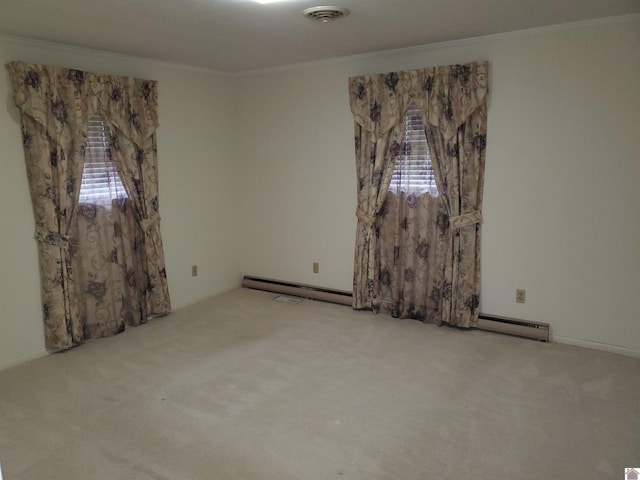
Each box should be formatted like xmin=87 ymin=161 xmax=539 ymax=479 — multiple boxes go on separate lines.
xmin=242 ymin=276 xmax=353 ymax=306
xmin=242 ymin=277 xmax=548 ymax=341
xmin=477 ymin=313 xmax=549 ymax=342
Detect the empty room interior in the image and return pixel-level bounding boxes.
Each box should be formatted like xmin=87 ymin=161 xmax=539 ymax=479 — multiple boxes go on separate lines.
xmin=0 ymin=0 xmax=639 ymax=478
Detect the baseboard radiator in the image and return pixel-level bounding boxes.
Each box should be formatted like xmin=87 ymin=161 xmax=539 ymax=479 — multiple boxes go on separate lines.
xmin=477 ymin=313 xmax=549 ymax=342
xmin=242 ymin=276 xmax=549 ymax=341
xmin=242 ymin=276 xmax=353 ymax=306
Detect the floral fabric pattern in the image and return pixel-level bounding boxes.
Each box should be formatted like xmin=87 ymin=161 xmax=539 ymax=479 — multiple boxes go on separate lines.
xmin=349 ymin=63 xmax=488 ymax=141
xmin=374 ymin=190 xmax=449 ymax=322
xmin=424 ymin=103 xmax=486 ymax=327
xmin=352 ymin=123 xmax=403 ymax=309
xmin=349 ymin=61 xmax=488 ymax=328
xmin=73 ymin=199 xmax=147 ymax=339
xmin=6 ymin=61 xmax=170 ymax=351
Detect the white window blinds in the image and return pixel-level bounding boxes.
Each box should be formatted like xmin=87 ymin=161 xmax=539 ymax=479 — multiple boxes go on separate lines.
xmin=79 ymin=115 xmax=128 ymax=206
xmin=389 ymin=104 xmax=438 ymax=196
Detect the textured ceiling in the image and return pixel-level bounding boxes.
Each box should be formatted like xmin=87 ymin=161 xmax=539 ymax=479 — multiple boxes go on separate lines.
xmin=0 ymin=0 xmax=638 ymax=72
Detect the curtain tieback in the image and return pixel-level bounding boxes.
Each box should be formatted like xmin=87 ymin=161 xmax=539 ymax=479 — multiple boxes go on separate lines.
xmin=449 ymin=210 xmax=483 ymax=229
xmin=140 ymin=214 xmax=161 ymax=234
xmin=34 ymin=227 xmax=71 ymax=249
xmin=355 ymin=208 xmax=376 ymax=227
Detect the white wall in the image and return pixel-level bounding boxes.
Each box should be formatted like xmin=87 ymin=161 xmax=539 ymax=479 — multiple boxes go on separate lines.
xmin=236 ymin=16 xmax=640 ymax=356
xmin=1 ymin=15 xmax=639 ymax=368
xmin=0 ymin=37 xmax=242 ymax=369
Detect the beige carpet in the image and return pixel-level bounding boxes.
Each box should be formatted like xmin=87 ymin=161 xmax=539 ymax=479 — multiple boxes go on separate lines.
xmin=0 ymin=288 xmax=638 ymax=479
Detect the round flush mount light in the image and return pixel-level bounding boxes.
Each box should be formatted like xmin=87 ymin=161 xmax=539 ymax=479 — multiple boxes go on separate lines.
xmin=302 ymin=6 xmax=350 ymax=23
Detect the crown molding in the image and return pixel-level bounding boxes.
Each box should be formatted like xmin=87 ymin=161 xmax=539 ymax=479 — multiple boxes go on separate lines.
xmin=0 ymin=33 xmax=233 ymax=77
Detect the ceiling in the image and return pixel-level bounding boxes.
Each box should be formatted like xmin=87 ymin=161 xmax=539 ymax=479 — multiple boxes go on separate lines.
xmin=0 ymin=0 xmax=638 ymax=73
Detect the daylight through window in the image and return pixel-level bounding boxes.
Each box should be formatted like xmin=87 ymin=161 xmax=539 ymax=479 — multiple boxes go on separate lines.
xmin=79 ymin=115 xmax=128 ymax=206
xmin=388 ymin=104 xmax=437 ymax=196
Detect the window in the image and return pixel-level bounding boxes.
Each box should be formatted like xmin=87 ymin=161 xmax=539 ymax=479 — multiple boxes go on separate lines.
xmin=389 ymin=104 xmax=437 ymax=196
xmin=79 ymin=115 xmax=128 ymax=206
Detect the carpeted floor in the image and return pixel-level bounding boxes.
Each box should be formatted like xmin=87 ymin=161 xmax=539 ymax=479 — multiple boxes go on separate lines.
xmin=0 ymin=288 xmax=638 ymax=479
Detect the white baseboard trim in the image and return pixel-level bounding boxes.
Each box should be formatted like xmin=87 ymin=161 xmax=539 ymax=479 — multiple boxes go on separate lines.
xmin=552 ymin=335 xmax=640 ymax=359
xmin=0 ymin=350 xmax=48 ymax=373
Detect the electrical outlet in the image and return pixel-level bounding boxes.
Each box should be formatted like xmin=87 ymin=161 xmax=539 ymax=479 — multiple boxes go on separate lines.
xmin=192 ymin=265 xmax=198 ymax=277
xmin=313 ymin=262 xmax=319 ymax=274
xmin=516 ymin=289 xmax=526 ymax=304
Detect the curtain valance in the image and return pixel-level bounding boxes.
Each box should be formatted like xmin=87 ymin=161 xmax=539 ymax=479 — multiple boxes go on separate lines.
xmin=6 ymin=61 xmax=158 ymax=155
xmin=348 ymin=61 xmax=488 ymax=140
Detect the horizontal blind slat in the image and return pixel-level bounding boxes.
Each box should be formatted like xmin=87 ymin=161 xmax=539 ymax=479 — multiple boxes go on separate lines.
xmin=389 ymin=104 xmax=438 ymax=195
xmin=79 ymin=115 xmax=128 ymax=206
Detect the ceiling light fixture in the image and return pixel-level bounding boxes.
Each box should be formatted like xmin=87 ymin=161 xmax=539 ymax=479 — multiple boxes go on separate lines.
xmin=302 ymin=6 xmax=350 ymax=23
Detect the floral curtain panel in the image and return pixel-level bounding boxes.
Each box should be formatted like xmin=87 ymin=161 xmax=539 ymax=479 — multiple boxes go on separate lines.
xmin=6 ymin=61 xmax=171 ymax=351
xmin=375 ymin=189 xmax=450 ymax=321
xmin=108 ymin=128 xmax=171 ymax=315
xmin=348 ymin=61 xmax=488 ymax=327
xmin=352 ymin=123 xmax=405 ymax=309
xmin=74 ymin=200 xmax=148 ymax=339
xmin=424 ymin=103 xmax=487 ymax=327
